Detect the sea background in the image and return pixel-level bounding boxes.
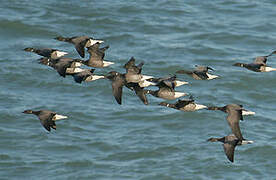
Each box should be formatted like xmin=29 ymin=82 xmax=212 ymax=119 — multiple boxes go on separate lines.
xmin=0 ymin=0 xmax=276 ymax=179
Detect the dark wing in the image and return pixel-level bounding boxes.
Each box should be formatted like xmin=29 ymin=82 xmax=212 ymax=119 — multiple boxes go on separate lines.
xmin=175 ymin=99 xmax=193 ymax=109
xmin=87 ymin=43 xmax=104 ymax=62
xmin=111 ymin=78 xmax=124 ymax=105
xmin=54 ymin=60 xmax=72 ymax=77
xmin=72 ymin=70 xmax=93 ymax=83
xmin=227 ymin=111 xmax=244 ymax=140
xmin=160 ymin=77 xmax=176 ymax=90
xmin=73 ymin=73 xmax=85 ymax=83
xmin=38 ymin=112 xmax=56 ymax=132
xmin=75 ymin=40 xmax=88 ymax=58
xmin=38 ymin=49 xmax=53 ymax=58
xmin=193 ymin=71 xmax=209 ymax=80
xmin=128 ymin=83 xmax=148 ymax=105
xmin=124 ymin=57 xmax=136 ymax=69
xmin=223 ymin=143 xmax=236 ymax=163
xmin=245 ymin=63 xmax=263 ymax=72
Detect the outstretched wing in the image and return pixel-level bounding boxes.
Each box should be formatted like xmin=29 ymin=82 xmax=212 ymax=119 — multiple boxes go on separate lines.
xmin=227 ymin=110 xmax=244 ymax=140
xmin=111 ymin=78 xmax=124 ymax=105
xmin=87 ymin=43 xmax=105 ymax=62
xmin=38 ymin=112 xmax=56 ymax=132
xmin=223 ymin=143 xmax=236 ymax=163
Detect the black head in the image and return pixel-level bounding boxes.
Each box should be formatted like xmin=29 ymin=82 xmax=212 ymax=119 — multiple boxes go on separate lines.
xmin=24 ymin=47 xmax=34 ymax=52
xmin=233 ymin=63 xmax=244 ymax=67
xmin=207 ymin=138 xmax=218 ymax=142
xmin=54 ymin=36 xmax=64 ymax=41
xmin=22 ymin=110 xmax=33 ymax=114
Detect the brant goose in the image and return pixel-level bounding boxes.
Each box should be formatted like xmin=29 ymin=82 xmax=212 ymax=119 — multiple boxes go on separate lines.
xmin=124 ymin=57 xmax=154 ymax=87
xmin=233 ymin=50 xmax=276 ymax=72
xmin=105 ymin=71 xmax=148 ymax=105
xmin=208 ymin=104 xmax=255 ymax=140
xmin=145 ymin=75 xmax=188 ymax=100
xmin=72 ymin=69 xmax=105 ymax=83
xmin=207 ymin=134 xmax=253 ymax=162
xmin=78 ymin=42 xmax=114 ymax=68
xmin=146 ymin=75 xmax=189 ymax=88
xmin=159 ymin=96 xmax=207 ymax=111
xmin=176 ymin=65 xmax=219 ymax=80
xmin=24 ymin=47 xmax=67 ymax=59
xmin=54 ymin=35 xmax=104 ymax=58
xmin=39 ymin=57 xmax=84 ymax=77
xmin=22 ymin=110 xmax=67 ymax=132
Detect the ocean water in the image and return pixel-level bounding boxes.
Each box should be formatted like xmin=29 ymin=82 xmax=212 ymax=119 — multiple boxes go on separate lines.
xmin=0 ymin=0 xmax=276 ymax=179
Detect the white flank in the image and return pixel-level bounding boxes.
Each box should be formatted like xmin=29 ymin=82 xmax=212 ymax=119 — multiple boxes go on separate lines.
xmin=139 ymin=80 xmax=157 ymax=87
xmin=86 ymin=39 xmax=104 ymax=47
xmin=174 ymin=92 xmax=188 ymax=98
xmin=241 ymin=140 xmax=254 ymax=144
xmin=55 ymin=51 xmax=68 ymax=58
xmin=54 ymin=114 xmax=68 ymax=120
xmin=264 ymin=66 xmax=276 ymax=72
xmin=206 ymin=73 xmax=219 ymax=80
xmin=85 ymin=75 xmax=105 ymax=82
xmin=66 ymin=68 xmax=86 ymax=74
xmin=242 ymin=110 xmax=256 ymax=116
xmin=73 ymin=62 xmax=82 ymax=67
xmin=103 ymin=61 xmax=115 ymax=67
xmin=141 ymin=75 xmax=154 ymax=81
xmin=194 ymin=104 xmax=208 ymax=110
xmin=175 ymin=80 xmax=189 ymax=87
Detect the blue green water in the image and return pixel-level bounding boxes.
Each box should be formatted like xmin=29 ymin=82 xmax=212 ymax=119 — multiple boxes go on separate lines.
xmin=1 ymin=1 xmax=276 ymax=179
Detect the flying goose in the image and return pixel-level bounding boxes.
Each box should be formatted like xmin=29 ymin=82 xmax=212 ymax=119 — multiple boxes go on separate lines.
xmin=24 ymin=47 xmax=67 ymax=59
xmin=146 ymin=75 xmax=189 ymax=88
xmin=145 ymin=75 xmax=188 ymax=100
xmin=39 ymin=57 xmax=84 ymax=77
xmin=54 ymin=35 xmax=104 ymax=58
xmin=159 ymin=96 xmax=207 ymax=111
xmin=77 ymin=42 xmax=114 ymax=68
xmin=22 ymin=110 xmax=67 ymax=132
xmin=233 ymin=50 xmax=276 ymax=72
xmin=207 ymin=134 xmax=253 ymax=162
xmin=72 ymin=69 xmax=105 ymax=83
xmin=208 ymin=104 xmax=255 ymax=140
xmin=176 ymin=65 xmax=219 ymax=80
xmin=105 ymin=71 xmax=148 ymax=105
xmin=123 ymin=57 xmax=154 ymax=87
